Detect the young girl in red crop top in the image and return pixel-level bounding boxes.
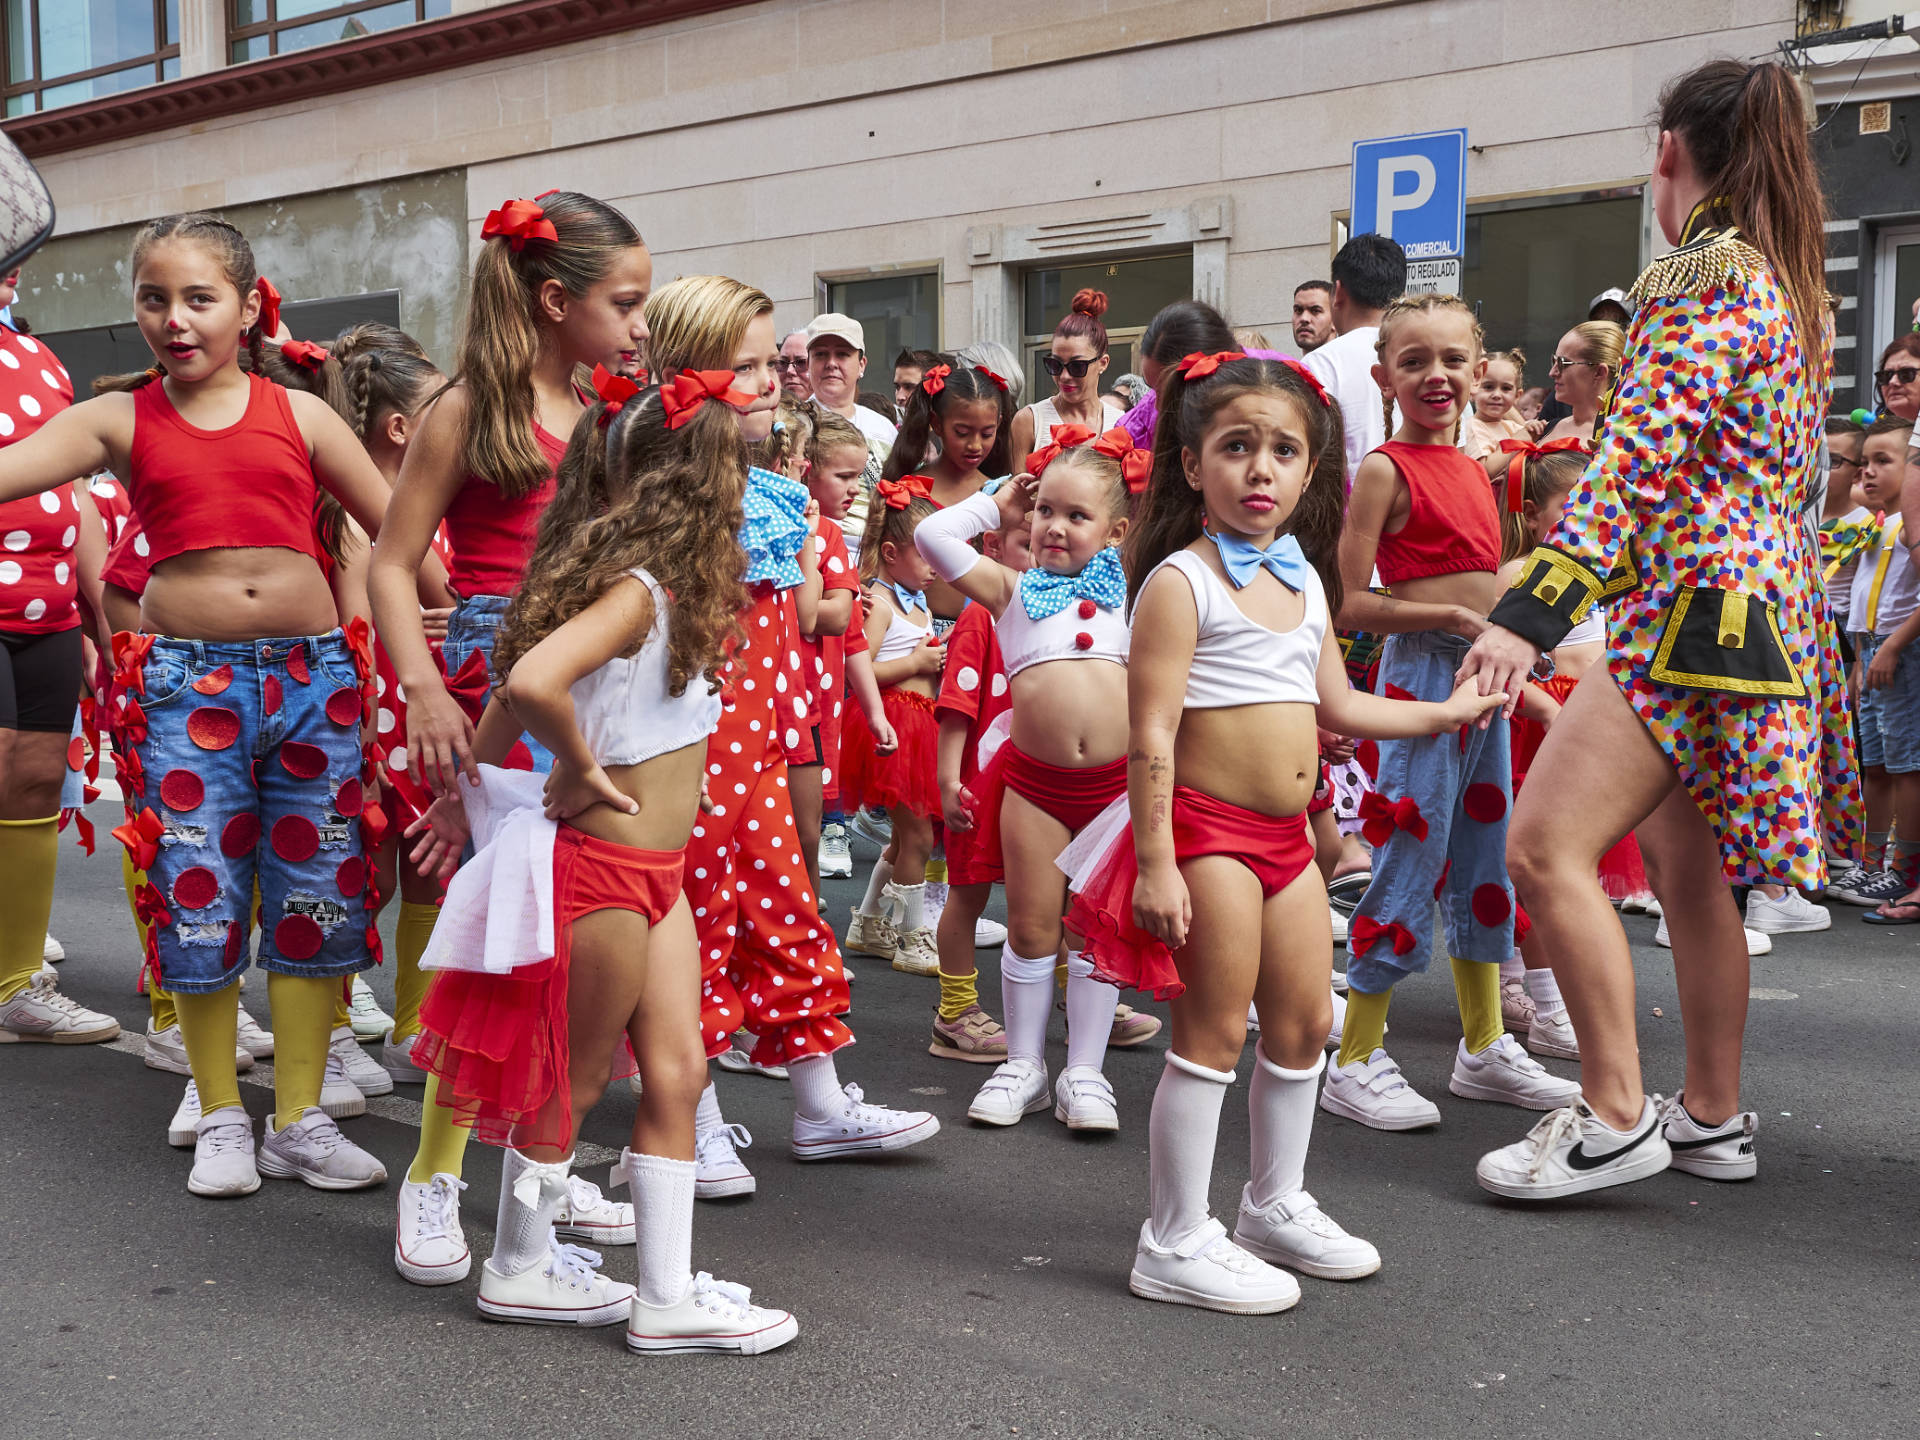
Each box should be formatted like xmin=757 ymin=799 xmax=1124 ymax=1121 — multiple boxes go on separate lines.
xmin=1328 ymin=295 xmax=1581 ymax=1136
xmin=0 ymin=214 xmax=395 ymax=1201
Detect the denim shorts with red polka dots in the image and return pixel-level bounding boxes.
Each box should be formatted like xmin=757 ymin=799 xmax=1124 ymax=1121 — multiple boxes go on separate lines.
xmin=127 ymin=630 xmax=372 ymax=994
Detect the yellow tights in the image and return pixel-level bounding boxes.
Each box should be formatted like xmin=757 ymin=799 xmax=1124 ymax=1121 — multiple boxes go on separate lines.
xmin=407 ymin=1074 xmax=472 ymax=1184
xmin=0 ymin=815 xmax=58 ymax=1002
xmin=391 ymin=901 xmax=439 ymax=1042
xmin=1335 ymin=959 xmax=1503 ymax=1070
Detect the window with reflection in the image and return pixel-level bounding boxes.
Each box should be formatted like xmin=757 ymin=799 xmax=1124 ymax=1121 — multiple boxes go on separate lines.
xmin=229 ymin=0 xmax=451 ymax=62
xmin=3 ymin=1 xmax=181 ymax=117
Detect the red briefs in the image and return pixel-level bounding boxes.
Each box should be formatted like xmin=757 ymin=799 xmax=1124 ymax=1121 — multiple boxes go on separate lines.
xmin=417 ymin=826 xmax=680 ymax=1151
xmin=970 ymin=743 xmax=1127 ymax=880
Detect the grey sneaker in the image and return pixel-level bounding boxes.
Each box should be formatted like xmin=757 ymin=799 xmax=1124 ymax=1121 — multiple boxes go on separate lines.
xmin=818 ymin=823 xmax=853 ymax=878
xmin=329 ymin=1024 xmax=394 ymax=1097
xmin=258 ymin=1108 xmax=388 ymax=1190
xmin=188 ymin=1105 xmax=260 ymax=1198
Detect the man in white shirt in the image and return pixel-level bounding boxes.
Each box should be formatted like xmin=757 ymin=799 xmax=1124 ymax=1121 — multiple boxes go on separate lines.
xmin=805 ymin=314 xmax=897 ymax=456
xmin=1304 ymin=233 xmax=1407 ymax=486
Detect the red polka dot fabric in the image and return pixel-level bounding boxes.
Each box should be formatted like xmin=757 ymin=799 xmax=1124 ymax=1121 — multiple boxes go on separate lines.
xmin=0 ymin=329 xmax=77 ymax=634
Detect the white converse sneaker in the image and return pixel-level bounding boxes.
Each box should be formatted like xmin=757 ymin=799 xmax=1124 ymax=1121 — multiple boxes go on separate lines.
xmin=477 ymin=1237 xmax=635 ymax=1326
xmin=555 ymin=1175 xmax=635 ymax=1245
xmin=394 ymin=1172 xmax=471 ymax=1285
xmin=42 ymin=933 xmax=63 ymax=963
xmin=1319 ymin=1048 xmax=1441 ymax=1131
xmin=1331 ymin=968 xmax=1349 ymax=996
xmin=967 ymin=1057 xmax=1051 ymax=1126
xmin=1232 ymin=1186 xmax=1381 ymax=1281
xmin=713 ymin=1044 xmax=789 ymax=1080
xmin=791 ymin=1083 xmax=939 ymax=1159
xmin=1476 ymin=1098 xmax=1669 ymax=1200
xmin=1526 ymin=1007 xmax=1581 ymax=1060
xmin=259 ymin=1107 xmax=387 ymax=1189
xmin=143 ymin=1020 xmax=252 ymax=1075
xmin=1053 ymin=1065 xmax=1119 ymax=1132
xmin=693 ymin=1121 xmax=756 ymax=1199
xmin=168 ymin=1079 xmax=202 ymax=1147
xmin=1129 ymin=1217 xmax=1300 ymax=1315
xmin=1326 ymin=988 xmax=1347 ymax=1051
xmin=818 ymin=821 xmax=853 ymax=878
xmin=845 ymin=905 xmax=897 ymax=961
xmin=380 ymin=1029 xmax=428 ymax=1084
xmin=1743 ymin=889 xmax=1832 ymax=935
xmin=329 ymin=1025 xmax=394 ymax=1097
xmin=626 ymin=1271 xmax=798 ymax=1355
xmin=1654 ymin=917 xmax=1772 ymax=955
xmin=348 ymin=975 xmax=392 ymax=1040
xmin=233 ymin=1004 xmax=274 ymax=1059
xmin=188 ymin=1105 xmax=260 ymax=1197
xmin=1658 ymin=1092 xmax=1758 ymax=1181
xmin=1501 ymin=972 xmax=1535 ymax=1033
xmin=891 ymin=925 xmax=939 ymax=976
xmin=974 ymin=916 xmax=1008 ymax=948
xmin=319 ymin=1053 xmax=368 ymax=1119
xmin=0 ymin=970 xmax=120 ymax=1044
xmin=1449 ymin=1034 xmax=1582 ymax=1111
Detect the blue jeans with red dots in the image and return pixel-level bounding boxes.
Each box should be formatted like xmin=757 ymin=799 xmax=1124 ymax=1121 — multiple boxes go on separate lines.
xmin=126 ymin=630 xmax=373 ymax=995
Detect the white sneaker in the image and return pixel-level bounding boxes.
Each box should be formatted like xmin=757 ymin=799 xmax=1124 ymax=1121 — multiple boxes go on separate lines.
xmin=818 ymin=822 xmax=854 ymax=879
xmin=891 ymin=925 xmax=939 ymax=976
xmin=394 ymin=1172 xmax=471 ymax=1285
xmin=258 ymin=1107 xmax=387 ymax=1189
xmin=1743 ymin=889 xmax=1832 ymax=935
xmin=233 ymin=1004 xmax=274 ymax=1059
xmin=381 ymin=1029 xmax=428 ymax=1084
xmin=626 ymin=1271 xmax=798 ymax=1355
xmin=1232 ymin=1186 xmax=1381 ymax=1281
xmin=974 ymin=916 xmax=1008 ymax=948
xmin=319 ymin=1053 xmax=368 ymax=1119
xmin=1476 ymin=1098 xmax=1670 ymax=1200
xmin=41 ymin=932 xmax=63 ymax=963
xmin=1654 ymin=917 xmax=1772 ymax=955
xmin=477 ymin=1237 xmax=635 ymax=1327
xmin=1331 ymin=968 xmax=1349 ymax=996
xmin=967 ymin=1058 xmax=1051 ymax=1126
xmin=1053 ymin=1064 xmax=1119 ymax=1131
xmin=1327 ymin=905 xmax=1348 ymax=945
xmin=188 ymin=1105 xmax=260 ymax=1197
xmin=168 ymin=1079 xmax=202 ymax=1147
xmin=1527 ymin=1007 xmax=1581 ymax=1060
xmin=1128 ymin=1218 xmax=1299 ymax=1315
xmin=791 ymin=1082 xmax=939 ymax=1159
xmin=1501 ymin=972 xmax=1535 ymax=1033
xmin=694 ymin=1121 xmax=757 ymax=1199
xmin=713 ymin=1037 xmax=789 ymax=1080
xmin=1319 ymin=1048 xmax=1441 ymax=1131
xmin=1658 ymin=1092 xmax=1758 ymax=1181
xmin=1448 ymin=1034 xmax=1582 ymax=1111
xmin=555 ymin=1175 xmax=635 ymax=1245
xmin=845 ymin=905 xmax=897 ymax=961
xmin=144 ymin=1020 xmax=252 ymax=1075
xmin=348 ymin=975 xmax=392 ymax=1040
xmin=0 ymin=970 xmax=120 ymax=1044
xmin=1326 ymin=988 xmax=1346 ymax=1051
xmin=1619 ymin=892 xmax=1655 ymax=914
xmin=329 ymin=1025 xmax=394 ymax=1097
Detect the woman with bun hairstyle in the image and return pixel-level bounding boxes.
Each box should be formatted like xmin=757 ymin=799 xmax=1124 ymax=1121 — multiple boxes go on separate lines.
xmin=1008 ymin=290 xmax=1126 ymax=475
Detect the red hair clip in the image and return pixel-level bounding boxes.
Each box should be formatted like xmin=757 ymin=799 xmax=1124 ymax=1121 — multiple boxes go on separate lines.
xmin=920 ymin=363 xmax=952 ymax=397
xmin=481 ymin=198 xmax=559 ymax=251
xmin=1496 ymin=436 xmax=1594 ymax=513
xmin=1091 ymin=427 xmax=1152 ymax=493
xmin=976 ymin=367 xmax=1009 ymax=392
xmin=253 ymin=277 xmax=282 ymax=340
xmin=1176 ymin=350 xmax=1244 ymax=381
xmin=279 ymin=339 xmax=328 ymax=372
xmin=876 ymin=474 xmax=933 ymax=510
xmin=1026 ymin=424 xmax=1094 ymax=478
xmin=1273 ymin=354 xmax=1335 ymax=409
xmin=591 ymin=363 xmax=641 ymax=427
xmin=661 ymin=369 xmax=757 ymax=430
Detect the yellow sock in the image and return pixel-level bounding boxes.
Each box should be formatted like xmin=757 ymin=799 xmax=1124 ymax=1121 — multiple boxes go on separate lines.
xmin=925 ymin=855 xmax=947 ymax=885
xmin=267 ymin=972 xmax=337 ymax=1128
xmin=173 ymin=985 xmax=243 ymax=1113
xmin=332 ymin=980 xmax=351 ymax=1033
xmin=407 ymin=1073 xmax=473 ymax=1183
xmin=1337 ymin=989 xmax=1392 ymax=1069
xmin=392 ymin=902 xmax=440 ymax=1042
xmin=937 ymin=968 xmax=980 ymax=1020
xmin=0 ymin=816 xmax=58 ymax=1001
xmin=1451 ymin=956 xmax=1503 ymax=1054
xmin=1055 ymin=961 xmax=1068 ymax=992
xmin=121 ymin=852 xmax=179 ymax=1028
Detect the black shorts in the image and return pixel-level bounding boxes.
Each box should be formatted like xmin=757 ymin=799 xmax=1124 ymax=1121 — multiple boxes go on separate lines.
xmin=0 ymin=625 xmax=83 ymax=733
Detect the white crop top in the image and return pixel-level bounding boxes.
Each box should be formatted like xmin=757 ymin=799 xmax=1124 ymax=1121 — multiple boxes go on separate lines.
xmin=872 ymin=590 xmax=934 ymax=663
xmin=569 ymin=568 xmax=723 ymax=766
xmin=1144 ymin=548 xmax=1326 ymax=709
xmin=998 ymin=580 xmax=1130 ymax=678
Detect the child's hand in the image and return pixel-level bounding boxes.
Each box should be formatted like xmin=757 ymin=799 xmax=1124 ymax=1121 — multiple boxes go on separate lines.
xmin=996 ymin=474 xmax=1037 ymax=530
xmin=404 ymin=794 xmax=470 ymax=887
xmin=910 ymin=635 xmax=945 ymax=677
xmin=420 ymin=606 xmax=453 ymax=643
xmin=871 ymin=715 xmax=899 ymax=755
xmin=1316 ymin=727 xmax=1356 ymax=765
xmin=802 ymin=498 xmax=820 ymax=542
xmin=942 ymin=780 xmax=976 ymax=833
xmin=1525 ymin=418 xmax=1548 ymax=440
xmin=1438 ymin=674 xmax=1510 ymax=731
xmin=700 ymin=775 xmax=715 ymax=813
xmin=1133 ymin=860 xmax=1192 ymax=950
xmin=408 ymin=686 xmax=479 ymax=795
xmin=543 ymin=758 xmax=640 ymax=821
xmin=1867 ymin=640 xmax=1902 ymax=691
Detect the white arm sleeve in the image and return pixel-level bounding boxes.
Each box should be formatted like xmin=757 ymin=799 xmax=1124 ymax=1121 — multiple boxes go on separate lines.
xmin=913 ymin=487 xmax=1001 ymax=582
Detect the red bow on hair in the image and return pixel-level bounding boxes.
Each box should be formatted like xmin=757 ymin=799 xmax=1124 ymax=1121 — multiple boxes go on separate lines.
xmin=1496 ymin=436 xmax=1594 ymax=514
xmin=1274 ymin=354 xmax=1335 ymax=409
xmin=1027 ymin=424 xmax=1095 ymax=478
xmin=1349 ymin=915 xmax=1418 ymax=957
xmin=876 ymin=474 xmax=933 ymax=510
xmin=591 ymin=363 xmax=641 ymax=427
xmin=481 ymin=198 xmax=559 ymax=251
xmin=1176 ymin=350 xmax=1245 ymax=381
xmin=253 ymin=277 xmax=282 ymax=340
xmin=920 ymin=364 xmax=952 ymax=397
xmin=661 ymin=370 xmax=757 ymax=430
xmin=976 ymin=367 xmax=1009 ymax=392
xmin=1358 ymin=791 xmax=1429 ymax=847
xmin=1090 ymin=426 xmax=1152 ymax=493
xmin=280 ymin=339 xmax=329 ymax=372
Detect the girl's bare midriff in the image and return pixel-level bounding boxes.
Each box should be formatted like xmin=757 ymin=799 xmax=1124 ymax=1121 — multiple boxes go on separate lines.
xmin=568 ymin=738 xmax=708 ymax=853
xmin=1174 ymin=701 xmax=1320 ymax=818
xmin=1010 ymin=659 xmax=1128 ymax=767
xmin=140 ymin=546 xmax=339 ymax=641
xmin=1389 ymin=567 xmax=1503 ymax=619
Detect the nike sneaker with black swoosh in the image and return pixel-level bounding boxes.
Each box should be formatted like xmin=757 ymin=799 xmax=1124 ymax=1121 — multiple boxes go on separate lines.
xmin=1658 ymin=1092 xmax=1757 ymax=1181
xmin=1475 ymin=1097 xmax=1670 ymax=1199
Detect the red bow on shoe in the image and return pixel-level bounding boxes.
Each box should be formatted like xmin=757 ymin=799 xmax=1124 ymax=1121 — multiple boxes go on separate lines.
xmin=661 ymin=370 xmax=757 ymax=430
xmin=1496 ymin=436 xmax=1594 ymax=514
xmin=280 ymin=339 xmax=329 ymax=372
xmin=876 ymin=474 xmax=933 ymax=510
xmin=1358 ymin=792 xmax=1428 ymax=847
xmin=1027 ymin=425 xmax=1094 ymax=478
xmin=253 ymin=277 xmax=282 ymax=340
xmin=481 ymin=198 xmax=558 ymax=251
xmin=114 ymin=808 xmax=166 ymax=872
xmin=920 ymin=364 xmax=951 ymax=397
xmin=1350 ymin=915 xmax=1418 ymax=957
xmin=591 ymin=363 xmax=641 ymax=426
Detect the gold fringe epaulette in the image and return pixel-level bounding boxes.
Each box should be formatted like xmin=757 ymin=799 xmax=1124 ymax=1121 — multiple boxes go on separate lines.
xmin=1627 ymin=225 xmax=1766 ymax=305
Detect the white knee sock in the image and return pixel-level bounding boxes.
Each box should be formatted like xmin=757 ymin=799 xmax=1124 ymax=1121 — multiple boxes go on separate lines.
xmin=493 ymin=1148 xmax=572 ymax=1276
xmin=891 ymin=881 xmax=926 ymax=932
xmin=1247 ymin=1045 xmax=1323 ymax=1211
xmin=619 ymin=1148 xmax=696 ymax=1309
xmin=1147 ymin=1052 xmax=1235 ymax=1250
xmin=999 ymin=943 xmax=1055 ymax=1067
xmin=787 ymin=1053 xmax=844 ymax=1121
xmin=858 ymin=857 xmax=894 ymax=917
xmin=1499 ymin=952 xmax=1525 ymax=983
xmin=695 ymin=1080 xmax=723 ymax=1134
xmin=1523 ymin=967 xmax=1566 ymax=1021
xmin=1063 ymin=950 xmax=1118 ymax=1074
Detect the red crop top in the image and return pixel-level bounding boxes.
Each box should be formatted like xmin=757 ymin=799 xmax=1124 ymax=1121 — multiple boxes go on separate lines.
xmin=1371 ymin=440 xmax=1500 ymax=586
xmin=444 ymin=425 xmax=565 ymax=598
xmin=129 ymin=372 xmax=321 ymax=571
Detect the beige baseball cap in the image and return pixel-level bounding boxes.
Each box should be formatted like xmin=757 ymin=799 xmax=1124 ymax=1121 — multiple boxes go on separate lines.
xmin=806 ymin=313 xmax=865 ymax=352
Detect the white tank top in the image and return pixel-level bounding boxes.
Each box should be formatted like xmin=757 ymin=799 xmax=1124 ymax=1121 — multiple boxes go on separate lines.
xmin=1031 ymin=394 xmax=1124 ymax=450
xmin=1142 ymin=549 xmax=1325 ymax=709
xmin=569 ymin=568 xmax=723 ymax=766
xmin=997 ymin=583 xmax=1130 ymax=678
xmin=872 ymin=589 xmax=934 ymax=663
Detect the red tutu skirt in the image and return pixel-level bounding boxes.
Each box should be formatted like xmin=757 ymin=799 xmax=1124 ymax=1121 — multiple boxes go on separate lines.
xmin=839 ymin=686 xmax=940 ymax=818
xmin=1511 ymin=673 xmax=1648 ymax=901
xmin=1061 ymin=787 xmax=1315 ymax=1001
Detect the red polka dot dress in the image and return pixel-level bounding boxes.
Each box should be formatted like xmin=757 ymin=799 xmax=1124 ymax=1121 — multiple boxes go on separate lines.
xmin=0 ymin=329 xmax=77 ymax=638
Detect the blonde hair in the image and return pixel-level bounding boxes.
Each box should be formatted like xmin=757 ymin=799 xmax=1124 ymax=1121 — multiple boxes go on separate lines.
xmin=1568 ymin=321 xmax=1626 ymax=386
xmin=807 ymin=406 xmax=866 ymax=467
xmin=750 ymin=396 xmax=815 ymax=474
xmin=645 ymin=275 xmax=772 ymax=377
xmin=1374 ymin=292 xmax=1485 ymax=440
xmin=1482 ymin=347 xmax=1527 ymax=388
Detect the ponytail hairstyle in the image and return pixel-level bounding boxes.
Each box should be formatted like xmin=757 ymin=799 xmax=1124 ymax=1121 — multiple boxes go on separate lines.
xmin=644 ymin=274 xmax=772 ymax=378
xmin=494 ymin=382 xmax=747 ymax=692
xmin=1657 ymin=60 xmax=1827 ymax=374
xmin=334 ymin=323 xmax=444 ymax=444
xmin=1373 ymin=292 xmax=1485 ymax=440
xmin=96 ymin=212 xmax=271 ymax=393
xmin=1056 ymin=287 xmax=1110 ymax=355
xmin=447 ymin=191 xmax=643 ymax=499
xmin=1127 ymin=354 xmax=1347 ymax=614
xmin=859 ymin=481 xmax=937 ymax=584
xmin=1138 ymin=300 xmax=1235 ymax=376
xmin=749 ymin=396 xmax=816 ymax=475
xmin=257 ymin=338 xmax=354 ymax=564
xmin=1496 ymin=448 xmax=1590 ymax=564
xmin=883 ymin=363 xmax=1013 ymax=481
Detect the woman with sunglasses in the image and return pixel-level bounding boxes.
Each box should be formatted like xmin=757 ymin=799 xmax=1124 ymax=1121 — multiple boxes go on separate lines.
xmin=1539 ymin=321 xmax=1626 ymax=444
xmin=1008 ymin=289 xmax=1124 ymax=475
xmin=1872 ymin=335 xmax=1920 ymax=424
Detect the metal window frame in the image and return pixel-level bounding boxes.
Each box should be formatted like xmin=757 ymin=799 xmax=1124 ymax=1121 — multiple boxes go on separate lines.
xmin=1 ymin=0 xmax=179 ymax=112
xmin=229 ymin=0 xmax=436 ymax=56
xmin=815 ymin=262 xmax=945 ymax=353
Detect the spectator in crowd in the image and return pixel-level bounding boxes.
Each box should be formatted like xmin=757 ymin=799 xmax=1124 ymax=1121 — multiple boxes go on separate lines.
xmin=807 ymin=313 xmax=898 ymax=455
xmin=1305 ymin=232 xmax=1408 ymax=483
xmin=1292 ymin=280 xmax=1335 ymax=352
xmin=778 ymin=329 xmax=813 ymax=400
xmin=1233 ymin=327 xmax=1273 ymax=350
xmin=1105 ymin=373 xmax=1149 ymax=412
xmin=893 ymin=348 xmax=946 ymax=420
xmin=1541 ymin=321 xmax=1625 ymax=444
xmin=1588 ymin=287 xmax=1633 ymax=328
xmin=954 ymin=339 xmax=1026 ymax=406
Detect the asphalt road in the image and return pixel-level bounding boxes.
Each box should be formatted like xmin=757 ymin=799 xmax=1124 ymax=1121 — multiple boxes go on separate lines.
xmin=3 ymin=798 xmax=1915 ymax=1440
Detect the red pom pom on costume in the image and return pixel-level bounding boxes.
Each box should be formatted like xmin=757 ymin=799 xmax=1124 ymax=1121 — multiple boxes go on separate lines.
xmin=1074 ymin=632 xmax=1094 ymax=651
xmin=287 ymin=649 xmax=310 ymax=685
xmin=274 ymin=914 xmax=323 ymax=960
xmin=1471 ymin=883 xmax=1512 ymax=927
xmin=279 ymin=741 xmax=329 ymax=780
xmin=186 ymin=706 xmax=241 ymax=751
xmin=333 ymin=777 xmax=364 ymax=818
xmin=160 ymin=769 xmax=204 ymax=812
xmin=221 ymin=813 xmax=261 ymax=857
xmin=1078 ymin=600 xmax=1097 ymax=619
xmin=191 ymin=666 xmax=232 ymax=695
xmin=326 ymin=688 xmax=362 ymax=726
xmin=1463 ymin=783 xmax=1507 ymax=824
xmin=271 ymin=814 xmax=319 ymax=863
xmin=336 ymin=855 xmax=366 ymax=898
xmin=173 ymin=866 xmax=219 ymax=910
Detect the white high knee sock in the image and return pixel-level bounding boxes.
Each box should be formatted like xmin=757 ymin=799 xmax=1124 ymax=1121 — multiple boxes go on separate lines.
xmin=999 ymin=943 xmax=1056 ymax=1067
xmin=1063 ymin=950 xmax=1118 ymax=1074
xmin=891 ymin=881 xmax=926 ymax=932
xmin=493 ymin=1148 xmax=572 ymax=1276
xmin=1499 ymin=952 xmax=1525 ymax=983
xmin=858 ymin=857 xmax=894 ymax=917
xmin=1247 ymin=1045 xmax=1324 ymax=1211
xmin=1523 ymin=967 xmax=1566 ymax=1021
xmin=787 ymin=1053 xmax=844 ymax=1121
xmin=695 ymin=1081 xmax=724 ymax=1134
xmin=1147 ymin=1052 xmax=1235 ymax=1250
xmin=619 ymin=1148 xmax=696 ymax=1309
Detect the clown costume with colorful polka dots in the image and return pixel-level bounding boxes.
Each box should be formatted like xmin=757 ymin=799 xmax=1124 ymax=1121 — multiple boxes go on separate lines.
xmin=0 ymin=213 xmax=396 ymax=1198
xmin=644 ymin=275 xmax=937 ymax=1197
xmin=914 ymin=424 xmax=1143 ymax=1133
xmin=404 ymin=372 xmax=796 ymax=1353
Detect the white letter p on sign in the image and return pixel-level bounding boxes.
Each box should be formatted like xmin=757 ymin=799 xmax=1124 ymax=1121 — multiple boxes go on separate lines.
xmin=1375 ymin=156 xmax=1436 ymax=238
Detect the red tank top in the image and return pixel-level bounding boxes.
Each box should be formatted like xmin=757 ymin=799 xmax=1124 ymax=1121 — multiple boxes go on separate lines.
xmin=1371 ymin=440 xmax=1500 ymax=586
xmin=444 ymin=425 xmax=565 ymax=598
xmin=129 ymin=372 xmax=321 ymax=571
xmin=0 ymin=330 xmax=79 ymax=633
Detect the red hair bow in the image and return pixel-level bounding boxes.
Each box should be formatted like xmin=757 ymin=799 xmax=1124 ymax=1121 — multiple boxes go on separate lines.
xmin=1274 ymin=354 xmax=1335 ymax=409
xmin=253 ymin=277 xmax=282 ymax=340
xmin=1176 ymin=350 xmax=1245 ymax=381
xmin=280 ymin=339 xmax=329 ymax=372
xmin=591 ymin=363 xmax=641 ymax=427
xmin=481 ymin=198 xmax=559 ymax=251
xmin=920 ymin=363 xmax=952 ymax=397
xmin=661 ymin=369 xmax=756 ymax=430
xmin=1091 ymin=426 xmax=1152 ymax=493
xmin=1027 ymin=424 xmax=1095 ymax=478
xmin=1496 ymin=436 xmax=1594 ymax=514
xmin=1358 ymin=791 xmax=1429 ymax=847
xmin=1350 ymin=915 xmax=1418 ymax=957
xmin=876 ymin=474 xmax=933 ymax=510
xmin=976 ymin=367 xmax=1009 ymax=392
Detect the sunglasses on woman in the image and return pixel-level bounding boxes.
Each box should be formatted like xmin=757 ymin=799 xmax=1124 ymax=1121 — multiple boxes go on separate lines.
xmin=1042 ymin=355 xmax=1100 ymax=379
xmin=1877 ymin=365 xmax=1920 ymax=389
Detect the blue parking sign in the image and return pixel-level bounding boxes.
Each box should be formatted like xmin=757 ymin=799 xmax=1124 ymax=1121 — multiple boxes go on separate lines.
xmin=1351 ymin=129 xmax=1468 ymax=260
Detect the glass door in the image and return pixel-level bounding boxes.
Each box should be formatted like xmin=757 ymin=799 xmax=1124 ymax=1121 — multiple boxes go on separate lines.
xmin=1873 ymin=223 xmax=1920 ymax=393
